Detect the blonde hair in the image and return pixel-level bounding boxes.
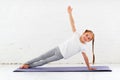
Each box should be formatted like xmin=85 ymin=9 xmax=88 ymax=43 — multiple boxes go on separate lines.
xmin=84 ymin=30 xmax=95 ymax=64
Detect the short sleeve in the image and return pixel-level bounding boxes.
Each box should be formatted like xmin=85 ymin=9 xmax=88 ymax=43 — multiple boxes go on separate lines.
xmin=73 ymin=31 xmax=81 ymax=38
xmin=81 ymin=45 xmax=86 ymax=53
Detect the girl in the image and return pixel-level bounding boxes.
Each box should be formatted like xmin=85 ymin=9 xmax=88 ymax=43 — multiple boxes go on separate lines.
xmin=20 ymin=6 xmax=95 ymax=70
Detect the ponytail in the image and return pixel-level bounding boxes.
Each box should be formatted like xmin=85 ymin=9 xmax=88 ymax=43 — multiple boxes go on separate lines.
xmin=92 ymin=37 xmax=95 ymax=64
xmin=84 ymin=29 xmax=95 ymax=64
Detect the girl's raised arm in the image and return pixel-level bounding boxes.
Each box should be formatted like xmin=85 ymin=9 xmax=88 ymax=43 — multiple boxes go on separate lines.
xmin=67 ymin=6 xmax=76 ymax=32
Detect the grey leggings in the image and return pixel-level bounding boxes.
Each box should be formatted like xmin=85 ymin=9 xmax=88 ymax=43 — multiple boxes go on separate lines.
xmin=25 ymin=47 xmax=63 ymax=67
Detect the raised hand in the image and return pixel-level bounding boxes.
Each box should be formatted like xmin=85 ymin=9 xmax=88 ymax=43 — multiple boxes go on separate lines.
xmin=67 ymin=6 xmax=73 ymax=14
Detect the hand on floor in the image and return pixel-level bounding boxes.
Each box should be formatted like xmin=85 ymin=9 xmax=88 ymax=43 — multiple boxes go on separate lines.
xmin=88 ymin=67 xmax=96 ymax=70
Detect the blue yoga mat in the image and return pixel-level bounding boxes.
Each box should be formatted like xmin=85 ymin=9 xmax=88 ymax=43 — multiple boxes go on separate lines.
xmin=13 ymin=66 xmax=112 ymax=72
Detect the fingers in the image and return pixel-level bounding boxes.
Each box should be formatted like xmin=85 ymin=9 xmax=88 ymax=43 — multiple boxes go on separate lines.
xmin=91 ymin=68 xmax=96 ymax=70
xmin=88 ymin=67 xmax=96 ymax=70
xmin=67 ymin=6 xmax=73 ymax=13
xmin=68 ymin=5 xmax=71 ymax=9
xmin=68 ymin=6 xmax=72 ymax=10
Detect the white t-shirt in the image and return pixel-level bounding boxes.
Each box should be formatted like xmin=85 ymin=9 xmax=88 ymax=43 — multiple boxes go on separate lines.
xmin=58 ymin=31 xmax=86 ymax=59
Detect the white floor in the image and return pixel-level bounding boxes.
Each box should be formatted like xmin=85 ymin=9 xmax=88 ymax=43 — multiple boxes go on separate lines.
xmin=0 ymin=64 xmax=120 ymax=80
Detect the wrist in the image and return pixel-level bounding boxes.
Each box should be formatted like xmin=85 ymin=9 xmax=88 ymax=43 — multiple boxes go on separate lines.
xmin=87 ymin=65 xmax=91 ymax=70
xmin=68 ymin=12 xmax=72 ymax=15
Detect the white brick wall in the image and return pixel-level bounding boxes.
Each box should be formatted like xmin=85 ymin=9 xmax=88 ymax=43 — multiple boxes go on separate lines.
xmin=0 ymin=0 xmax=120 ymax=64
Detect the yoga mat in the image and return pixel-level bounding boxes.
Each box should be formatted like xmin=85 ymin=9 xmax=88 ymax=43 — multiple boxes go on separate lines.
xmin=13 ymin=66 xmax=112 ymax=72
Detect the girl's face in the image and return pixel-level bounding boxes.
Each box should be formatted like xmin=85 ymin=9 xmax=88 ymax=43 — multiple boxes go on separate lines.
xmin=81 ymin=32 xmax=94 ymax=43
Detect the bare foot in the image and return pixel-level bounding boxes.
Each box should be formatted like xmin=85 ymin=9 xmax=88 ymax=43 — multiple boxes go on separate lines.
xmin=20 ymin=64 xmax=30 ymax=69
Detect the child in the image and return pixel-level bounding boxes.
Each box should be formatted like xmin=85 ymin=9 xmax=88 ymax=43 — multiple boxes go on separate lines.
xmin=20 ymin=6 xmax=95 ymax=70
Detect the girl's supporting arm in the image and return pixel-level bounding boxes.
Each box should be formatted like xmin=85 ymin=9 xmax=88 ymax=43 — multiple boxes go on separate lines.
xmin=82 ymin=52 xmax=96 ymax=70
